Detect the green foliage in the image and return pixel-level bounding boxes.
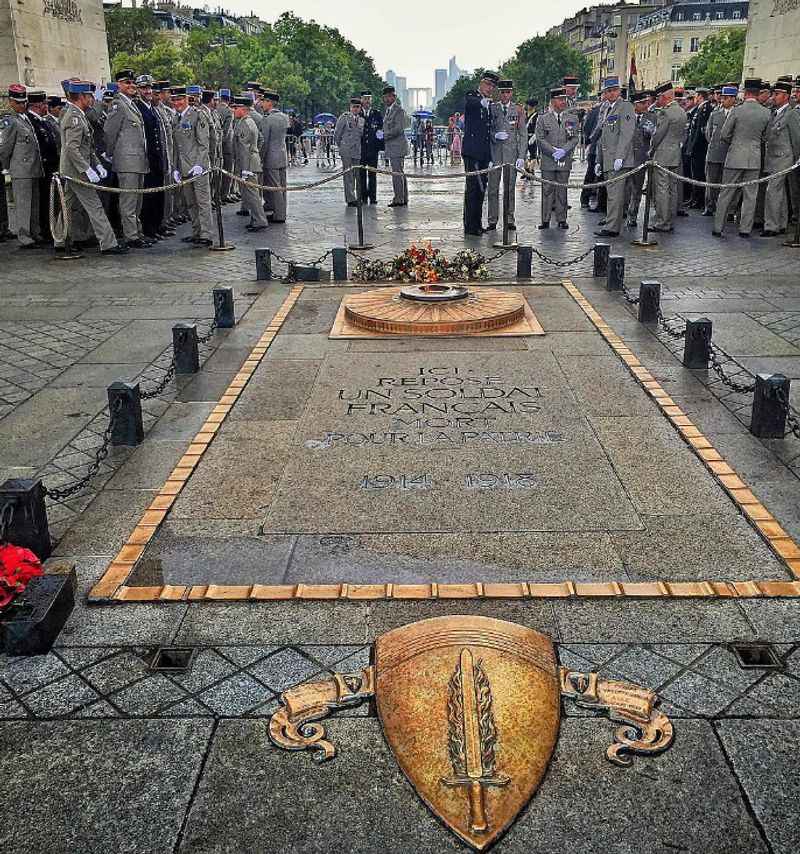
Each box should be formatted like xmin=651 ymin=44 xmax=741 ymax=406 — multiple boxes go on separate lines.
xmin=502 ymin=36 xmax=591 ymax=103
xmin=435 ymin=70 xmax=483 ymax=122
xmin=679 ymin=28 xmax=746 ymax=87
xmin=104 ymin=6 xmax=159 ymax=57
xmin=111 ymin=41 xmax=192 ymax=83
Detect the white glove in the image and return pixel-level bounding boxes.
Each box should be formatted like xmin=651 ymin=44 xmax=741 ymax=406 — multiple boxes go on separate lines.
xmin=173 ymin=170 xmax=181 ymax=183
xmin=85 ymin=167 xmax=100 ymax=184
xmin=242 ymin=170 xmax=254 ymax=178
xmin=613 ymin=158 xmax=624 ymax=171
xmin=99 ymin=152 xmax=108 ymax=162
xmin=595 ymin=163 xmax=603 ymax=176
xmin=515 ymin=158 xmax=525 ymax=171
xmin=189 ymin=164 xmax=204 ymax=177
xmin=494 ymin=131 xmax=509 ymax=141
xmin=96 ymin=164 xmax=108 ymax=179
xmin=488 ymin=161 xmax=493 ymax=169
xmin=375 ymin=130 xmax=384 ymax=140
xmin=552 ymin=148 xmax=566 ymax=161
xmin=480 ymin=97 xmax=491 ymax=109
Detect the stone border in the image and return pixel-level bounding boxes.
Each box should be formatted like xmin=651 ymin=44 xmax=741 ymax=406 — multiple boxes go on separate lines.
xmin=88 ymin=280 xmax=800 ymax=604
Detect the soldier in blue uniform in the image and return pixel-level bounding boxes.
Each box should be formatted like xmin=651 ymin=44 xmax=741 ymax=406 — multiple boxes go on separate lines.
xmin=462 ymin=70 xmax=499 ymax=235
xmin=358 ymin=91 xmax=384 ymax=204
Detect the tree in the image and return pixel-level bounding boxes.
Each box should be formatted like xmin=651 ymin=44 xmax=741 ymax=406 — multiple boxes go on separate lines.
xmin=501 ymin=36 xmax=591 ymax=104
xmin=679 ymin=28 xmax=746 ymax=87
xmin=435 ymin=70 xmax=483 ymax=122
xmin=104 ymin=6 xmax=159 ymax=57
xmin=112 ymin=41 xmax=192 ymax=84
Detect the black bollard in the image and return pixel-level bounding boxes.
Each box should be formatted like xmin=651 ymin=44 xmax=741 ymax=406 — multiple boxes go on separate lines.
xmin=173 ymin=323 xmax=199 ymax=374
xmin=0 ymin=478 xmax=52 ymax=560
xmin=606 ymin=255 xmax=625 ymax=291
xmin=683 ymin=318 xmax=712 ymax=369
xmin=637 ymin=280 xmax=661 ymax=323
xmin=516 ymin=246 xmax=533 ymax=279
xmin=107 ymin=381 xmax=144 ymax=446
xmin=254 ymin=248 xmax=272 ymax=281
xmin=593 ymin=242 xmax=611 ymax=278
xmin=332 ymin=247 xmax=348 ymax=281
xmin=750 ymin=374 xmax=790 ymax=438
xmin=213 ymin=286 xmax=235 ymax=328
xmin=211 ymin=169 xmax=235 ymax=252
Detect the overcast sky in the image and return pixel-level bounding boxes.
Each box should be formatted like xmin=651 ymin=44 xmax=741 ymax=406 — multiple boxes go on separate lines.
xmin=217 ymin=0 xmax=587 ymax=89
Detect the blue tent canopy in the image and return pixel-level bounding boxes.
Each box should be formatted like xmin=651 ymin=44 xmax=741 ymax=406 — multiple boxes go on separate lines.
xmin=412 ymin=110 xmax=434 ymax=119
xmin=314 ymin=112 xmax=337 ymax=124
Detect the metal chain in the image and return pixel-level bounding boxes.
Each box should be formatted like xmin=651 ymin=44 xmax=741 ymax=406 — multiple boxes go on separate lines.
xmin=484 ymin=249 xmax=514 ymax=265
xmin=776 ymin=388 xmax=800 ymax=439
xmin=656 ymin=308 xmax=686 ymax=339
xmin=196 ymin=318 xmax=218 ymax=345
xmin=530 ymin=245 xmax=596 ymax=268
xmin=140 ymin=359 xmax=176 ymax=400
xmin=43 ymin=400 xmax=123 ymax=501
xmin=708 ymin=345 xmax=756 ymax=394
xmin=0 ymin=501 xmax=15 ymax=544
xmin=620 ymin=284 xmax=640 ymax=305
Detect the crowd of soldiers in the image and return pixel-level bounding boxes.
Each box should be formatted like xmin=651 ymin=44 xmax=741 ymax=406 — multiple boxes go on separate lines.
xmin=0 ymin=71 xmax=290 ymax=254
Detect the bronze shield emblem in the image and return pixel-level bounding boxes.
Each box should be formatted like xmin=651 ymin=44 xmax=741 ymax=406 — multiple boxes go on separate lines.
xmin=374 ymin=615 xmax=559 ymax=850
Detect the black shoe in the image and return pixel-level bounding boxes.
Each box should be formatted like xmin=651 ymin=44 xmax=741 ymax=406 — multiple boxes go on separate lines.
xmin=347 ymin=201 xmax=358 ymax=207
xmin=557 ymin=222 xmax=568 ymax=229
xmin=597 ymin=219 xmax=607 ymax=226
xmin=236 ymin=209 xmax=249 ymax=216
xmin=711 ymin=230 xmax=724 ymax=238
xmin=126 ymin=239 xmax=150 ymax=249
xmin=388 ymin=201 xmax=402 ymax=207
xmin=594 ymin=229 xmax=619 ymax=237
xmin=485 ymin=224 xmax=497 ymax=231
xmin=760 ymin=230 xmax=781 ymax=237
xmin=193 ymin=238 xmax=213 ymax=247
xmin=101 ymin=244 xmax=130 ymax=255
xmin=464 ymin=229 xmax=484 ymax=236
xmin=538 ymin=222 xmax=550 ymax=230
xmin=739 ymin=232 xmax=751 ymax=238
xmin=181 ymin=236 xmax=195 ymax=243
xmin=650 ymin=226 xmax=673 ymax=233
xmin=18 ymin=242 xmax=40 ymax=250
xmin=246 ymin=224 xmax=268 ymax=232
xmin=626 ymin=220 xmax=637 ymax=228
xmin=677 ymin=209 xmax=689 ymax=217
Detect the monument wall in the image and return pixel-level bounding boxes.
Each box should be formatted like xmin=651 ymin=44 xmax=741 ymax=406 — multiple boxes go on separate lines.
xmin=1 ymin=0 xmax=110 ymax=94
xmin=743 ymin=0 xmax=800 ymax=80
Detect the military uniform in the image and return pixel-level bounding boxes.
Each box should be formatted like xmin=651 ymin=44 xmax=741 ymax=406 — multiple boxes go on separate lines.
xmin=649 ymin=95 xmax=686 ymax=231
xmin=27 ymin=96 xmax=59 ymax=241
xmin=334 ymin=105 xmax=365 ymax=204
xmin=704 ymin=104 xmax=732 ymax=214
xmin=233 ymin=109 xmax=269 ymax=229
xmin=687 ymin=95 xmax=713 ymax=207
xmin=382 ymin=92 xmax=408 ymax=205
xmin=0 ymin=100 xmax=44 ymax=246
xmin=172 ymin=103 xmax=213 ymax=243
xmin=462 ymin=80 xmax=495 ymax=234
xmin=488 ymin=91 xmax=526 ymax=228
xmin=597 ymin=88 xmax=636 ymax=235
xmin=763 ymin=98 xmax=800 ymax=234
xmin=262 ymin=100 xmax=289 ymax=221
xmin=625 ymin=102 xmax=656 ymax=225
xmin=714 ymin=94 xmax=771 ymax=236
xmin=216 ymin=95 xmax=236 ymax=200
xmin=155 ymin=89 xmax=177 ymax=227
xmin=536 ymin=106 xmax=578 ymax=227
xmin=359 ymin=103 xmax=384 ymax=204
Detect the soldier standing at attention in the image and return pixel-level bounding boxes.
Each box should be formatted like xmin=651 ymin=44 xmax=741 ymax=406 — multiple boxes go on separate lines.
xmin=26 ymin=90 xmax=59 ymax=243
xmin=537 ymin=86 xmax=577 ymax=231
xmin=704 ymin=85 xmax=737 ymax=216
xmin=55 ymin=81 xmax=125 ymax=255
xmin=648 ymin=81 xmax=685 ymax=233
xmin=524 ymin=98 xmax=539 ymax=168
xmin=713 ymin=79 xmax=771 ymax=238
xmin=382 ymin=85 xmax=408 ymax=207
xmin=594 ymin=76 xmax=635 ymax=238
xmin=232 ymin=95 xmax=269 ymax=233
xmin=687 ymin=87 xmax=712 ymax=209
xmin=335 ymin=98 xmax=365 ymax=207
xmin=0 ymin=85 xmax=44 ymax=248
xmin=625 ymin=91 xmax=655 ymax=227
xmin=359 ymin=91 xmax=384 ymax=204
xmin=487 ymin=80 xmax=526 ymax=231
xmin=262 ymin=91 xmax=289 ymax=223
xmin=217 ymin=89 xmax=236 ymax=202
xmin=136 ymin=76 xmax=169 ymax=242
xmin=105 ymin=69 xmax=150 ymax=248
xmin=45 ymin=97 xmax=63 ymax=153
xmin=762 ymin=79 xmax=800 ymax=237
xmin=170 ymin=85 xmax=213 ymax=248
xmin=462 ymin=71 xmax=499 ymax=235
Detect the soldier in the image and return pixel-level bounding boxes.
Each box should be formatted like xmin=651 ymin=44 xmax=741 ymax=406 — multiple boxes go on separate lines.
xmin=563 ymin=76 xmax=580 ymax=108
xmin=524 ymin=97 xmax=539 ymax=169
xmin=687 ymin=87 xmax=713 ymax=209
xmin=382 ymin=85 xmax=408 ymax=207
xmin=45 ymin=97 xmax=63 ymax=152
xmin=232 ymin=95 xmax=269 ymax=232
xmin=713 ymin=78 xmax=771 ymax=238
xmin=359 ymin=91 xmax=383 ymax=204
xmin=462 ymin=71 xmax=498 ymax=235
xmin=334 ymin=98 xmax=365 ymax=206
xmin=704 ymin=85 xmax=737 ymax=216
xmin=486 ymin=80 xmax=526 ymax=231
xmin=243 ymin=83 xmax=268 ymax=213
xmin=55 ymin=80 xmax=126 ymax=255
xmin=0 ymin=85 xmax=44 ymax=247
xmin=154 ymin=81 xmax=178 ymax=232
xmin=625 ymin=91 xmax=655 ymax=227
xmin=169 ymin=85 xmax=214 ymax=247
xmin=26 ymin=90 xmax=59 ymax=242
xmin=762 ymin=80 xmax=800 ymax=237
xmin=594 ymin=76 xmax=635 ymax=238
xmin=216 ymin=89 xmax=237 ymax=202
xmin=537 ymin=86 xmax=578 ymax=230
xmin=648 ymin=81 xmax=685 ymax=233
xmin=262 ymin=91 xmax=289 ymax=223
xmin=135 ymin=76 xmax=167 ymax=242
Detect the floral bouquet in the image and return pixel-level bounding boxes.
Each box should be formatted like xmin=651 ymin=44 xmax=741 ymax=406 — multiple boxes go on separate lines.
xmin=352 ymin=242 xmax=489 ymax=283
xmin=0 ymin=543 xmax=43 ymax=609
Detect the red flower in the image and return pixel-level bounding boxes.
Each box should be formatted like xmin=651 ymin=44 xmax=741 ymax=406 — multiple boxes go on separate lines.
xmin=0 ymin=544 xmax=43 ymax=608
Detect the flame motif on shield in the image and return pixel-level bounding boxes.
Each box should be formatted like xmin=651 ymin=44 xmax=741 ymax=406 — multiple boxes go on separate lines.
xmin=374 ymin=615 xmax=560 ymax=851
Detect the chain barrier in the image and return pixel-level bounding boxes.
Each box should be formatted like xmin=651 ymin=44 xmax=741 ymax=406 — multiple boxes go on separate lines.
xmin=776 ymin=388 xmax=800 ymax=439
xmin=620 ymin=284 xmax=640 ymax=305
xmin=139 ymin=359 xmax=176 ymax=400
xmin=0 ymin=501 xmax=15 ymax=544
xmin=530 ymin=244 xmax=596 ymax=268
xmin=196 ymin=318 xmax=218 ymax=345
xmin=60 ymin=169 xmax=211 ymax=195
xmin=266 ymin=249 xmax=334 ymax=282
xmin=708 ymin=345 xmax=757 ymax=394
xmin=656 ymin=308 xmax=686 ymax=339
xmin=49 ymin=174 xmax=69 ymax=244
xmin=516 ymin=161 xmax=647 ymax=191
xmin=218 ymin=166 xmax=349 ymax=193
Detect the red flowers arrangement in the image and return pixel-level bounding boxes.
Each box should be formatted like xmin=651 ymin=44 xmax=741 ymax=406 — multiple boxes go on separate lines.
xmin=0 ymin=543 xmax=43 ymax=608
xmin=352 ymin=242 xmax=490 ymax=283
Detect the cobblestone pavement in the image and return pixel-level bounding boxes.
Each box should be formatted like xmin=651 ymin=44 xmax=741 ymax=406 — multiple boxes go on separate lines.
xmin=1 ymin=162 xmax=799 ymax=853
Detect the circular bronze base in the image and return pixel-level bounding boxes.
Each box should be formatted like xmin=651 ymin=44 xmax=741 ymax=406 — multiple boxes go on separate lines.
xmin=344 ymin=287 xmax=526 ymax=335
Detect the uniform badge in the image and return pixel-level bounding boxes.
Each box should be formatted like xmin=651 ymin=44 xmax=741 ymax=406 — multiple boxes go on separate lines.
xmin=72 ymin=117 xmax=79 ymax=126
xmin=269 ymin=615 xmax=674 ymax=851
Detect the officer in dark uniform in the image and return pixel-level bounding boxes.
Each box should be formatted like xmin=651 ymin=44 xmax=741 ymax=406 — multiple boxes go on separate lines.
xmin=525 ymin=98 xmax=539 ymax=166
xmin=687 ymin=86 xmax=713 ymax=209
xmin=462 ymin=70 xmax=499 ymax=235
xmin=26 ymin=90 xmax=60 ymax=242
xmin=135 ymin=75 xmax=167 ymax=241
xmin=358 ymin=91 xmax=384 ymax=204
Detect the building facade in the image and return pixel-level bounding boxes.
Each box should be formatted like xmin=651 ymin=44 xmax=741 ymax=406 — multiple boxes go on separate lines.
xmin=1 ymin=0 xmax=111 ymax=92
xmin=434 ymin=68 xmax=447 ymax=106
xmin=743 ymin=0 xmax=800 ymax=81
xmin=629 ymin=1 xmax=748 ymax=89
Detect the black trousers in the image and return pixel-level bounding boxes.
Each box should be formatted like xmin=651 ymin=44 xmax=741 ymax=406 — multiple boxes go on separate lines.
xmin=38 ymin=175 xmax=53 ymax=241
xmin=141 ymin=169 xmax=165 ymax=238
xmin=359 ymin=154 xmax=378 ymax=202
xmin=463 ymin=155 xmax=489 ymax=233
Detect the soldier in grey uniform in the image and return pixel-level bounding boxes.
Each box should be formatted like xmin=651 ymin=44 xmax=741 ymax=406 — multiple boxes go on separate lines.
xmin=335 ymin=98 xmax=365 ymax=206
xmin=713 ymin=79 xmax=771 ymax=238
xmin=232 ymin=95 xmax=269 ymax=232
xmin=703 ymin=85 xmax=736 ymax=216
xmin=762 ymin=79 xmax=800 ymax=236
xmin=242 ymin=84 xmax=267 ymax=214
xmin=0 ymin=85 xmax=44 ymax=247
xmin=262 ymin=91 xmax=289 ymax=223
xmin=625 ymin=90 xmax=655 ymax=227
xmin=649 ymin=81 xmax=686 ymax=233
xmin=169 ymin=86 xmax=213 ymax=247
xmin=217 ymin=89 xmax=237 ymax=202
xmin=104 ymin=69 xmax=150 ymax=248
xmin=382 ymin=85 xmax=408 ymax=207
xmin=594 ymin=76 xmax=636 ymax=237
xmin=56 ymin=80 xmax=126 ymax=255
xmin=536 ymin=87 xmax=578 ymax=230
xmin=487 ymin=79 xmax=526 ymax=231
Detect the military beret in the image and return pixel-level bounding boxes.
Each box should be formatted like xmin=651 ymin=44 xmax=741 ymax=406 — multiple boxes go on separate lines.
xmin=743 ymin=78 xmax=762 ymax=91
xmin=27 ymin=90 xmax=46 ymax=104
xmin=382 ymin=85 xmax=395 ymax=95
xmin=550 ymin=87 xmax=566 ymax=98
xmin=350 ymin=97 xmax=362 ymax=105
xmin=497 ymin=80 xmax=513 ymax=91
xmin=653 ymin=82 xmax=673 ymax=95
xmin=232 ymin=95 xmax=251 ymax=106
xmin=562 ymin=76 xmax=579 ymax=86
xmin=263 ymin=90 xmax=280 ymax=102
xmin=115 ymin=69 xmax=135 ymax=82
xmin=170 ymin=86 xmax=187 ymax=97
xmin=7 ymin=84 xmax=27 ymax=102
xmin=481 ymin=71 xmax=500 ymax=85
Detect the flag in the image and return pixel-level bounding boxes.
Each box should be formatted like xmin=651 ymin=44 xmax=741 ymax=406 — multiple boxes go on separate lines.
xmin=629 ymin=52 xmax=638 ymax=94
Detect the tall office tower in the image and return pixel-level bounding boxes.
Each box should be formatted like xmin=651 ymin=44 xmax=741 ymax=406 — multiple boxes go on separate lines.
xmin=434 ymin=68 xmax=448 ymax=105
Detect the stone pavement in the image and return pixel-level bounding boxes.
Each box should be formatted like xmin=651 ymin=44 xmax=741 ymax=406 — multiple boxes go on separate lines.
xmin=1 ymin=162 xmax=800 ymax=853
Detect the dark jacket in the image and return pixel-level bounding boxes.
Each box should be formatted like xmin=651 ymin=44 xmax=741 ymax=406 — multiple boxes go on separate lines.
xmin=461 ymin=90 xmax=492 ymax=161
xmin=583 ymin=104 xmax=601 ymax=149
xmin=136 ymin=99 xmax=165 ymax=174
xmin=360 ymin=107 xmax=384 ymax=160
xmin=28 ymin=112 xmax=59 ymax=176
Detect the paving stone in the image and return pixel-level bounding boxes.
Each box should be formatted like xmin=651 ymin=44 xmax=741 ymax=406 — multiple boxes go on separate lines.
xmin=1 ymin=653 xmax=70 ymax=694
xmin=167 ymin=649 xmax=238 ymax=693
xmin=216 ymin=646 xmax=280 ymax=667
xmin=348 ymin=337 xmax=530 ymax=352
xmin=48 ymin=362 xmax=150 ymax=389
xmin=687 ymin=644 xmax=773 ymax=690
xmin=80 ymin=649 xmax=154 ymax=694
xmin=737 ymin=672 xmax=800 ymax=715
xmin=598 ymin=644 xmax=684 ymax=689
xmin=81 ymin=319 xmax=183 ymax=364
xmin=659 ymin=669 xmax=742 ymax=716
xmin=105 ymin=440 xmax=190 ymax=489
xmin=684 ymin=312 xmax=800 ymax=357
xmin=738 ymin=599 xmax=800 ymax=642
xmin=107 ymin=673 xmax=190 ymax=715
xmin=0 ymin=719 xmax=212 ymax=853
xmin=176 ymin=371 xmax=236 ymax=402
xmin=20 ymin=674 xmax=103 ymax=717
xmin=196 ymin=672 xmax=272 ymax=716
xmin=227 ymin=359 xmax=321 ymax=422
xmin=145 ymin=400 xmax=217 ymax=441
xmin=247 ymin=647 xmax=325 ymax=691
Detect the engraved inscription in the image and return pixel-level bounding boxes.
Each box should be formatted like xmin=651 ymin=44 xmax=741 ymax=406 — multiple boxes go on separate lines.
xmin=43 ymin=0 xmax=83 ymax=23
xmin=360 ymin=474 xmax=432 ymax=490
xmin=464 ymin=472 xmax=538 ymax=490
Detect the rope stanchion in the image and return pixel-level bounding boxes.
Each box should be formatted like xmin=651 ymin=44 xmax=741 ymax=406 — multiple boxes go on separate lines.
xmin=784 ymin=210 xmax=800 ymax=249
xmin=351 ymin=165 xmax=373 ymax=251
xmin=219 ymin=166 xmax=349 ymax=193
xmin=49 ymin=175 xmax=82 ymax=262
xmin=211 ymin=168 xmax=235 ymax=253
xmin=493 ymin=163 xmax=518 ymax=250
xmin=631 ymin=162 xmax=658 ymax=249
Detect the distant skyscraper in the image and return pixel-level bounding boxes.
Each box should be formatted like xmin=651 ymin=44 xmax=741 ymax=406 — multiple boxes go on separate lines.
xmin=395 ymin=75 xmax=408 ymax=107
xmin=386 ymin=69 xmax=397 ymax=88
xmin=434 ymin=68 xmax=447 ymax=105
xmin=447 ymin=56 xmax=462 ymax=89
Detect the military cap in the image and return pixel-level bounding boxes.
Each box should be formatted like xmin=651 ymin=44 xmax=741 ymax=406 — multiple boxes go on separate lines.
xmin=721 ymin=85 xmax=738 ymax=97
xmin=186 ymin=84 xmax=202 ymax=96
xmin=152 ymin=81 xmax=162 ymax=92
xmin=47 ymin=96 xmax=63 ymax=109
xmin=7 ymin=84 xmax=27 ymax=102
xmin=760 ymin=80 xmax=772 ymax=91
xmin=776 ymin=75 xmax=794 ymax=84
xmin=382 ymin=85 xmax=395 ymax=95
xmin=136 ymin=74 xmax=153 ymax=87
xmin=61 ymin=79 xmax=71 ymax=95
xmin=170 ymin=85 xmax=187 ymax=97
xmin=481 ymin=71 xmax=500 ymax=85
xmin=244 ymin=81 xmax=263 ymax=92
xmin=695 ymin=86 xmax=710 ymax=95
xmin=26 ymin=90 xmax=46 ymax=104
xmin=67 ymin=81 xmax=94 ymax=95
xmin=350 ymin=97 xmax=362 ymax=105
xmin=562 ymin=75 xmax=579 ymax=86
xmin=653 ymin=81 xmax=674 ymax=95
xmin=774 ymin=80 xmax=793 ymax=94
xmin=263 ymin=90 xmax=280 ymax=102
xmin=157 ymin=80 xmax=170 ymax=90
xmin=632 ymin=90 xmax=650 ymax=103
xmin=743 ymin=78 xmax=762 ymax=91
xmin=360 ymin=90 xmax=372 ymax=97
xmin=201 ymin=89 xmax=215 ymax=103
xmin=550 ymin=87 xmax=566 ymax=98
xmin=218 ymin=88 xmax=232 ymax=99
xmin=497 ymin=80 xmax=514 ymax=91
xmin=232 ymin=94 xmax=251 ymax=106
xmin=525 ymin=97 xmax=538 ymax=107
xmin=602 ymin=76 xmax=620 ymax=91
xmin=115 ymin=69 xmax=135 ymax=82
